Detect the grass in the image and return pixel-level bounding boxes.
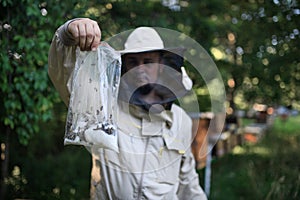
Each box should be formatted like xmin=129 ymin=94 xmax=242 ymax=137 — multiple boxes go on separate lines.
xmin=208 ymin=115 xmax=300 ymax=200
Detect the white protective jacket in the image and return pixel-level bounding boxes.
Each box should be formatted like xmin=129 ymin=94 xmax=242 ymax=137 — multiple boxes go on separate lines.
xmin=48 ymin=21 xmax=207 ymax=200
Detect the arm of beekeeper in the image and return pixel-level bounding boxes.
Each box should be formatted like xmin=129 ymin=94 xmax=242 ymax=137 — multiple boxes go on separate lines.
xmin=48 ymin=18 xmax=101 ymax=105
xmin=177 ymin=147 xmax=208 ymax=200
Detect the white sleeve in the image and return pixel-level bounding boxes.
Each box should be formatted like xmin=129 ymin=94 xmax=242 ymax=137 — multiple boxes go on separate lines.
xmin=48 ymin=19 xmax=79 ymax=105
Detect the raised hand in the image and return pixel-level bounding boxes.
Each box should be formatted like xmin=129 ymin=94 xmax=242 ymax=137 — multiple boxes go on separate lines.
xmin=68 ymin=18 xmax=101 ymax=51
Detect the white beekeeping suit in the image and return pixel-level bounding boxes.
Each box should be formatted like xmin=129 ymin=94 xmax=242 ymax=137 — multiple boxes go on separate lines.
xmin=48 ymin=19 xmax=207 ymax=200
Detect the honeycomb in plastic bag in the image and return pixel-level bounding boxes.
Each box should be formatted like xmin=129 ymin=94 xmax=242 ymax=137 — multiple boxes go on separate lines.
xmin=64 ymin=42 xmax=121 ymax=152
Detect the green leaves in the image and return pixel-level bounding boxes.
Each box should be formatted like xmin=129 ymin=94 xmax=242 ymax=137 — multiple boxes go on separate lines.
xmin=0 ymin=0 xmax=64 ymax=145
xmin=1 ymin=0 xmax=13 ymax=7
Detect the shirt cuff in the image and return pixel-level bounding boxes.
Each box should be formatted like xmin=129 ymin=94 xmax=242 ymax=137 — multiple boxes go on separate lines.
xmin=57 ymin=18 xmax=82 ymax=46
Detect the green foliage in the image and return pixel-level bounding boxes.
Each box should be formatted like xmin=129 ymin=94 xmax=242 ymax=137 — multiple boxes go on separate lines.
xmin=272 ymin=114 xmax=300 ymax=135
xmin=0 ymin=0 xmax=89 ymax=144
xmin=210 ymin=115 xmax=300 ymax=199
xmin=218 ymin=0 xmax=300 ymax=107
xmin=5 ymin=102 xmax=91 ymax=199
xmin=1 ymin=1 xmax=49 ymax=144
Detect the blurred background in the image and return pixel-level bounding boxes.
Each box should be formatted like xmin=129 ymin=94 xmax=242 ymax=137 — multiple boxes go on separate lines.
xmin=1 ymin=0 xmax=299 ymax=199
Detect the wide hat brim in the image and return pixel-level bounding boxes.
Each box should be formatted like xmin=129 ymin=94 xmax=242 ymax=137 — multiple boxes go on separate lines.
xmin=118 ymin=46 xmax=186 ymax=55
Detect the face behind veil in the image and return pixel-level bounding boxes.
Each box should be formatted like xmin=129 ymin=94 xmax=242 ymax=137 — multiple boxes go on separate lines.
xmin=118 ymin=50 xmax=189 ymax=111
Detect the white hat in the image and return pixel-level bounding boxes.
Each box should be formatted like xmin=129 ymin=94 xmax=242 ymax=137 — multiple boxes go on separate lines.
xmin=119 ymin=27 xmax=165 ymax=54
xmin=119 ymin=26 xmax=193 ymax=91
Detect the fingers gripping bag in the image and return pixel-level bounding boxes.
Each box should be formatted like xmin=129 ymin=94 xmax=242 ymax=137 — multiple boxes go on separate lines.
xmin=64 ymin=42 xmax=121 ymax=152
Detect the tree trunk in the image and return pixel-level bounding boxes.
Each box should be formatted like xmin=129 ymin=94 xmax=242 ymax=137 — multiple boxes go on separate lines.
xmin=0 ymin=126 xmax=10 ymax=199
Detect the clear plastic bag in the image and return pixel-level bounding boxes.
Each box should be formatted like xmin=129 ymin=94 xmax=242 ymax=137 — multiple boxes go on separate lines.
xmin=64 ymin=42 xmax=121 ymax=152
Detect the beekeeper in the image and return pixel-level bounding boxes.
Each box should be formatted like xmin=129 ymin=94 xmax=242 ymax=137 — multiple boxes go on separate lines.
xmin=48 ymin=18 xmax=207 ymax=200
